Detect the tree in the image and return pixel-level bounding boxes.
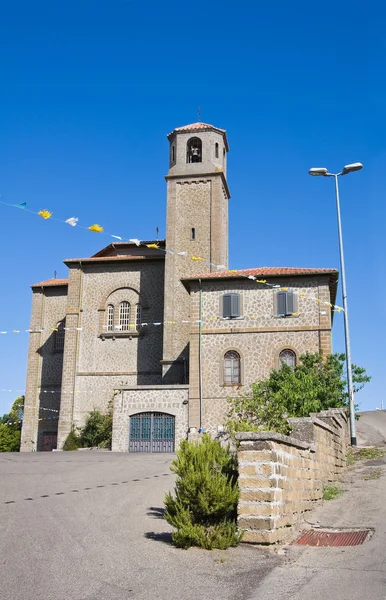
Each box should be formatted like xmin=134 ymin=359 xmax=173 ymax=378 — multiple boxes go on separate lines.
xmin=0 ymin=396 xmax=24 ymax=452
xmin=164 ymin=434 xmax=242 ymax=550
xmin=227 ymin=352 xmax=370 ymax=436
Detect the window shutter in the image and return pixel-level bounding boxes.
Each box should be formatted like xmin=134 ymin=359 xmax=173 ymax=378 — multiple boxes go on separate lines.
xmin=231 ymin=293 xmax=240 ymax=318
xmin=223 ymin=294 xmax=232 ymax=318
xmin=276 ymin=292 xmax=286 ymax=316
xmin=286 ymin=291 xmax=295 ymax=315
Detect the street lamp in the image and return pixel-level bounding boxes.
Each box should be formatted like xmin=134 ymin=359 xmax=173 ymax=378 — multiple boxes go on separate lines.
xmin=309 ymin=162 xmax=363 ymax=446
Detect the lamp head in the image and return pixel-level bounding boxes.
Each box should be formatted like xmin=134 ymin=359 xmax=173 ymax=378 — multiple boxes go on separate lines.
xmin=342 ymin=162 xmax=363 ymax=175
xmin=309 ymin=168 xmax=328 ymax=176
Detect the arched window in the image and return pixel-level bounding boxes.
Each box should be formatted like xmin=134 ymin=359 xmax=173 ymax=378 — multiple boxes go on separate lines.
xmin=186 ymin=137 xmax=202 ymax=163
xmin=136 ymin=304 xmax=142 ymax=330
xmin=106 ymin=304 xmax=114 ymax=331
xmin=224 ymin=350 xmax=241 ymax=384
xmin=215 ymin=142 xmax=219 ymax=158
xmin=119 ymin=301 xmax=130 ymax=331
xmin=54 ymin=319 xmax=65 ymax=351
xmin=279 ymin=349 xmax=296 ymax=368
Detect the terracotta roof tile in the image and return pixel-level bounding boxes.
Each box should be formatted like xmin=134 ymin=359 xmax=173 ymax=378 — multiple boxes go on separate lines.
xmin=64 ymin=255 xmax=164 ymax=264
xmin=182 ymin=267 xmax=338 ymax=281
xmin=167 ymin=122 xmax=229 ymax=150
xmin=31 ymin=278 xmax=68 ymax=288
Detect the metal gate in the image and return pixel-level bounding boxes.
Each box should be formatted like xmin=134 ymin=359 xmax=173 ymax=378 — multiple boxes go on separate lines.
xmin=42 ymin=432 xmax=57 ymax=452
xmin=129 ymin=412 xmax=175 ymax=452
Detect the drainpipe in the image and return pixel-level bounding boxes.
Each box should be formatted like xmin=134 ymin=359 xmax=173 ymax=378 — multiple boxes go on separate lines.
xmin=198 ymin=279 xmax=203 ymax=433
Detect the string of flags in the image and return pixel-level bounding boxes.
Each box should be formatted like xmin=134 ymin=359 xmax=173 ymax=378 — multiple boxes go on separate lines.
xmin=0 ymin=309 xmax=331 ymax=335
xmin=0 ymin=199 xmax=344 ymax=313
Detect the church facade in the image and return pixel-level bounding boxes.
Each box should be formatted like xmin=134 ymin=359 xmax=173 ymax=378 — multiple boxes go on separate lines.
xmin=21 ymin=122 xmax=338 ymax=452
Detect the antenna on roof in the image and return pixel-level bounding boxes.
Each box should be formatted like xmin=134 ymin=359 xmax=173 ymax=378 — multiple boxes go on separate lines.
xmin=53 ymin=270 xmax=57 ymax=279
xmin=197 ymin=106 xmax=201 ymax=122
xmin=156 ymin=226 xmax=159 ymax=241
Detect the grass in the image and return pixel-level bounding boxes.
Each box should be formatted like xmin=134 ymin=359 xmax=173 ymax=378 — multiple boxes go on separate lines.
xmin=346 ymin=447 xmax=385 ymax=465
xmin=323 ymin=485 xmax=343 ymax=501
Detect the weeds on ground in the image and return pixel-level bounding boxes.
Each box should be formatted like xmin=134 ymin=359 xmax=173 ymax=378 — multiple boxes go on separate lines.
xmin=364 ymin=469 xmax=382 ymax=481
xmin=323 ymin=485 xmax=343 ymax=501
xmin=347 ymin=447 xmax=385 ymax=465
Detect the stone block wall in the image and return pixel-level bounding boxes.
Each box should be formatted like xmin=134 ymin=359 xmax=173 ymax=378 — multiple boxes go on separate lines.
xmin=236 ymin=408 xmax=349 ymax=544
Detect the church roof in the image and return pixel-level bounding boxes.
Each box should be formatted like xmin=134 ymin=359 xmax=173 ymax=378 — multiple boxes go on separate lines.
xmin=64 ymin=240 xmax=166 ymax=264
xmin=182 ymin=267 xmax=339 ymax=306
xmin=182 ymin=267 xmax=338 ymax=280
xmin=167 ymin=122 xmax=229 ymax=150
xmin=31 ymin=278 xmax=68 ymax=288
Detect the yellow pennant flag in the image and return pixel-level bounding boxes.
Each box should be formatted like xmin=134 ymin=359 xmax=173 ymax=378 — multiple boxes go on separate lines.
xmin=280 ymin=287 xmax=288 ymax=291
xmin=146 ymin=243 xmax=159 ymax=249
xmin=38 ymin=209 xmax=52 ymax=219
xmin=88 ymin=224 xmax=104 ymax=233
xmin=191 ymin=256 xmax=203 ymax=261
xmin=256 ymin=279 xmax=267 ymax=284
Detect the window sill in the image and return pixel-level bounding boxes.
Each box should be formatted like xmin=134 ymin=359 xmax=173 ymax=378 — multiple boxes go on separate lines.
xmin=274 ymin=314 xmax=300 ymax=319
xmin=221 ymin=316 xmax=245 ymax=321
xmin=99 ymin=330 xmax=142 ymax=340
xmin=222 ymin=383 xmax=243 ymax=387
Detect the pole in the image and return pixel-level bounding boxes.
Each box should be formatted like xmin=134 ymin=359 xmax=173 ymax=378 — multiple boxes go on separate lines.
xmin=198 ymin=279 xmax=203 ymax=432
xmin=334 ymin=175 xmax=357 ymax=445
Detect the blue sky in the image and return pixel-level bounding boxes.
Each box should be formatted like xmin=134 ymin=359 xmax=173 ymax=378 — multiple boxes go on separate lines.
xmin=0 ymin=0 xmax=383 ymax=414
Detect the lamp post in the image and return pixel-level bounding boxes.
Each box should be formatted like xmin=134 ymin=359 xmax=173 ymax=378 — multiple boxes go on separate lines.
xmin=309 ymin=162 xmax=363 ymax=446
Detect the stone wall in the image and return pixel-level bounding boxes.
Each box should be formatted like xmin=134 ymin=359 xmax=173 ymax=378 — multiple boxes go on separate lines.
xmin=21 ymin=284 xmax=68 ymax=452
xmin=187 ymin=276 xmax=333 ymax=432
xmin=236 ymin=408 xmax=349 ymax=544
xmin=112 ymin=385 xmax=189 ymax=452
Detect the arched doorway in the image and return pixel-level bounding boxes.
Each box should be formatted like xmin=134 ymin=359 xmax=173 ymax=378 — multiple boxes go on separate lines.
xmin=129 ymin=412 xmax=175 ymax=452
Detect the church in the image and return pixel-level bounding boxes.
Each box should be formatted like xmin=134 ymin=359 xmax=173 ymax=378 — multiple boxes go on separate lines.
xmin=21 ymin=121 xmax=338 ymax=452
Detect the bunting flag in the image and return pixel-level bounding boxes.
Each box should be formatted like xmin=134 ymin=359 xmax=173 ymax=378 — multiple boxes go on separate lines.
xmin=38 ymin=209 xmax=52 ymax=220
xmin=15 ymin=202 xmax=27 ymax=209
xmin=65 ymin=217 xmax=78 ymax=227
xmin=88 ymin=224 xmax=104 ymax=233
xmin=146 ymin=243 xmax=159 ymax=249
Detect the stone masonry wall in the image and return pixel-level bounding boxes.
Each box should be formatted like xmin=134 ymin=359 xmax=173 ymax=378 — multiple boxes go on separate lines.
xmin=236 ymin=408 xmax=349 ymax=544
xmin=188 ymin=276 xmax=333 ymax=432
xmin=112 ymin=385 xmax=189 ymax=452
xmin=21 ymin=285 xmax=68 ymax=452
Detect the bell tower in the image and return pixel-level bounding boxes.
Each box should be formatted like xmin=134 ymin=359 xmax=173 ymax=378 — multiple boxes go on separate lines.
xmin=161 ymin=122 xmax=230 ymax=383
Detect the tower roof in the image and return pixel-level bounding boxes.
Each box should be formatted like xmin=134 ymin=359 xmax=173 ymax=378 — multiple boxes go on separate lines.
xmin=167 ymin=122 xmax=229 ymax=150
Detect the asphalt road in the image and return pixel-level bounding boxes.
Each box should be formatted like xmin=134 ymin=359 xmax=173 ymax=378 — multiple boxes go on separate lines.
xmin=0 ymin=452 xmax=278 ymax=600
xmin=357 ymin=410 xmax=386 ymax=446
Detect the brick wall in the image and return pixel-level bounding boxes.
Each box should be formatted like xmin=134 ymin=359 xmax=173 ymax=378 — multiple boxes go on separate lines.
xmin=236 ymin=408 xmax=349 ymax=544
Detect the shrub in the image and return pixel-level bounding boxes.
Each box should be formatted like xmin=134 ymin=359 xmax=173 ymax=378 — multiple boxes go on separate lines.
xmin=164 ymin=434 xmax=242 ymax=550
xmin=63 ymin=429 xmax=81 ymax=451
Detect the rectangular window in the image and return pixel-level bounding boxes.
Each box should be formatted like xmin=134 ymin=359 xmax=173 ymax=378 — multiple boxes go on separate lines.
xmin=276 ymin=291 xmax=297 ymax=317
xmin=222 ymin=293 xmax=241 ymax=318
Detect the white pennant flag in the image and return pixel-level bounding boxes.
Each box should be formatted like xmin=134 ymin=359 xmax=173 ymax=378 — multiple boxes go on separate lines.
xmin=66 ymin=217 xmax=78 ymax=227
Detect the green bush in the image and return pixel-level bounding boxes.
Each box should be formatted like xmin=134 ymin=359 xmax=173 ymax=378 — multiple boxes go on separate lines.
xmin=0 ymin=396 xmax=24 ymax=452
xmin=79 ymin=409 xmax=112 ymax=448
xmin=227 ymin=352 xmax=370 ymax=436
xmin=63 ymin=429 xmax=81 ymax=451
xmin=164 ymin=434 xmax=242 ymax=550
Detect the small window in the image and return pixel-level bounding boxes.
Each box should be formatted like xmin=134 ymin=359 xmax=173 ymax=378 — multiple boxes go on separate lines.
xmin=54 ymin=319 xmax=65 ymax=351
xmin=136 ymin=304 xmax=142 ymax=330
xmin=279 ymin=349 xmax=296 ymax=368
xmin=191 ymin=227 xmax=195 ymax=240
xmin=222 ymin=293 xmax=240 ymax=318
xmin=171 ymin=145 xmax=175 ymax=162
xmin=106 ymin=304 xmax=114 ymax=331
xmin=224 ymin=350 xmax=241 ymax=384
xmin=276 ymin=291 xmax=297 ymax=317
xmin=215 ymin=142 xmax=219 ymax=158
xmin=119 ymin=301 xmax=130 ymax=331
xmin=187 ymin=137 xmax=202 ymax=163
